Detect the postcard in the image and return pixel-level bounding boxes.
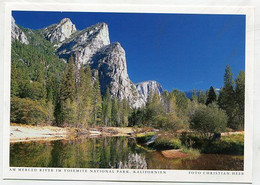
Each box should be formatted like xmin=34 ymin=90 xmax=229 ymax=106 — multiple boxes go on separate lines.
xmin=2 ymin=2 xmax=254 ymax=183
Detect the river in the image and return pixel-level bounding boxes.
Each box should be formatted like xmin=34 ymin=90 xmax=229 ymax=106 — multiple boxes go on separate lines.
xmin=10 ymin=136 xmax=243 ymax=170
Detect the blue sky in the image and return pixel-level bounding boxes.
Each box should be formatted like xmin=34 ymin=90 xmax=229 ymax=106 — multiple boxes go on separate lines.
xmin=12 ymin=11 xmax=245 ymax=91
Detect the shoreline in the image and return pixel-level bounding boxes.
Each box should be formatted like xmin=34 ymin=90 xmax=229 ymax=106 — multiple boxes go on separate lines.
xmin=10 ymin=124 xmax=137 ymax=143
xmin=10 ymin=123 xmax=243 ymax=143
xmin=10 ymin=124 xmax=70 ymax=143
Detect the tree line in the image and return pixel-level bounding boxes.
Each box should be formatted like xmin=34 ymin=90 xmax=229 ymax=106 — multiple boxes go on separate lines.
xmin=11 ymin=39 xmax=130 ymax=128
xmin=130 ymin=65 xmax=245 ymax=132
xmin=54 ymin=56 xmax=130 ymax=128
xmin=10 ymin=34 xmax=245 ymax=131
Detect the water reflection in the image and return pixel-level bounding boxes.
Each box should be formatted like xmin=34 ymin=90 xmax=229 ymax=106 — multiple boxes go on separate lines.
xmin=146 ymin=152 xmax=243 ymax=170
xmin=118 ymin=153 xmax=147 ymax=169
xmin=10 ymin=137 xmax=243 ymax=170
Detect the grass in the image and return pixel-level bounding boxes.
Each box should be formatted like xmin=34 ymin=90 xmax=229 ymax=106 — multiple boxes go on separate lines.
xmin=204 ymin=134 xmax=244 ymax=155
xmin=135 ymin=144 xmax=156 ymax=152
xmin=180 ymin=132 xmax=244 ymax=155
xmin=136 ymin=132 xmax=155 ymax=143
xmin=149 ymin=136 xmax=182 ymax=150
xmin=222 ymin=134 xmax=244 ymax=143
xmin=181 ymin=146 xmax=200 ymax=157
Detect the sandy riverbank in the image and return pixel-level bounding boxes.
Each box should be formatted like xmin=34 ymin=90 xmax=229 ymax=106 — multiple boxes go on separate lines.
xmin=10 ymin=124 xmax=138 ymax=143
xmin=10 ymin=124 xmax=70 ymax=143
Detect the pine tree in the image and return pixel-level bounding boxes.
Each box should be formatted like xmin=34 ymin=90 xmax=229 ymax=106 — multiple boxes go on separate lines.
xmin=234 ymin=71 xmax=245 ymax=129
xmin=102 ymin=88 xmax=112 ymax=126
xmin=218 ymin=65 xmax=236 ymax=129
xmin=147 ymin=93 xmax=164 ymax=128
xmin=46 ymin=75 xmax=55 ymax=103
xmin=206 ymin=86 xmax=217 ymax=105
xmin=144 ymin=90 xmax=154 ymax=126
xmin=118 ymin=100 xmax=124 ymax=127
xmin=198 ymin=90 xmax=207 ymax=104
xmin=172 ymin=89 xmax=189 ymax=113
xmin=12 ymin=63 xmax=31 ymax=98
xmin=76 ymin=65 xmax=87 ymax=128
xmin=11 ymin=64 xmax=20 ymax=97
xmin=129 ymin=107 xmax=145 ymax=127
xmin=111 ymin=98 xmax=119 ymax=126
xmin=85 ymin=65 xmax=93 ymax=98
xmin=163 ymin=91 xmax=178 ymax=114
xmin=62 ymin=98 xmax=77 ymax=127
xmin=46 ymin=75 xmax=60 ymax=124
xmin=122 ymin=99 xmax=129 ymax=127
xmin=60 ymin=56 xmax=76 ymax=102
xmin=92 ymin=72 xmax=102 ymax=126
xmin=164 ymin=92 xmax=180 ymax=130
xmin=46 ymin=101 xmax=54 ymax=125
xmin=75 ymin=64 xmax=94 ymax=128
xmin=59 ymin=56 xmax=77 ymax=126
xmin=84 ymin=65 xmax=94 ymax=127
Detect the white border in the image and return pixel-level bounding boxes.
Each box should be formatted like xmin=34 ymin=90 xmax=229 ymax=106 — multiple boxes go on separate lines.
xmin=2 ymin=3 xmax=254 ymax=183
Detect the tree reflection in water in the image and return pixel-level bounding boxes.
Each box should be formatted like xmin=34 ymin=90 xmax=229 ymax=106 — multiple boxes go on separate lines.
xmin=10 ymin=137 xmax=243 ymax=170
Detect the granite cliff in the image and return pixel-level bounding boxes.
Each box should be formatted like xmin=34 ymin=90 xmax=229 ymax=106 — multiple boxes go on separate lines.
xmin=136 ymin=81 xmax=164 ymax=104
xmin=11 ymin=16 xmax=29 ymax=45
xmin=42 ymin=18 xmax=77 ymax=45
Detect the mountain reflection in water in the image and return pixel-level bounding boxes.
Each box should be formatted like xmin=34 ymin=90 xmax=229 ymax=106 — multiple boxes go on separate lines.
xmin=118 ymin=153 xmax=147 ymax=169
xmin=10 ymin=137 xmax=243 ymax=170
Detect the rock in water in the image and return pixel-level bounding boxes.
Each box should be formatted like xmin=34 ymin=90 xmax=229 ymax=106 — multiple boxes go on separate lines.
xmin=136 ymin=81 xmax=163 ymax=104
xmin=11 ymin=16 xmax=29 ymax=45
xmin=91 ymin=42 xmax=143 ymax=107
xmin=43 ymin=18 xmax=77 ymax=44
xmin=57 ymin=22 xmax=110 ymax=65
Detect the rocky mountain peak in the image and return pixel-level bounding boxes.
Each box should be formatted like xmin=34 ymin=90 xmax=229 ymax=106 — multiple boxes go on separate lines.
xmin=90 ymin=42 xmax=143 ymax=107
xmin=57 ymin=22 xmax=110 ymax=65
xmin=94 ymin=42 xmax=123 ymax=57
xmin=59 ymin=18 xmax=72 ymax=25
xmin=136 ymin=81 xmax=164 ymax=104
xmin=11 ymin=16 xmax=29 ymax=45
xmin=43 ymin=17 xmax=77 ymax=44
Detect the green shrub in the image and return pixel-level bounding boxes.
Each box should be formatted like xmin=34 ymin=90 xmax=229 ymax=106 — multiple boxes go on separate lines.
xmin=202 ymin=134 xmax=244 ymax=155
xmin=136 ymin=132 xmax=155 ymax=143
xmin=180 ymin=132 xmax=206 ymax=148
xmin=190 ymin=103 xmax=228 ymax=139
xmin=150 ymin=137 xmax=182 ymax=150
xmin=11 ymin=97 xmax=48 ymax=125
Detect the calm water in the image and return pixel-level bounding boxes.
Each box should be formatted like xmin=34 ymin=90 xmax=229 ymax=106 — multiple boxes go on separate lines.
xmin=10 ymin=137 xmax=243 ymax=170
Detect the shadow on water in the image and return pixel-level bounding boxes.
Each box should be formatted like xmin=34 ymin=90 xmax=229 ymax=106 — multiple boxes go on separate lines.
xmin=10 ymin=137 xmax=243 ymax=170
